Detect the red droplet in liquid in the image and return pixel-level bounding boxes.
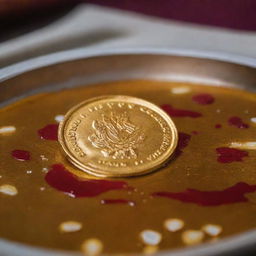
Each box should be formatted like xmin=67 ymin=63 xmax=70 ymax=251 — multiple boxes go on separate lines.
xmin=191 ymin=131 xmax=199 ymax=135
xmin=101 ymin=199 xmax=135 ymax=206
xmin=173 ymin=132 xmax=191 ymax=157
xmin=152 ymin=182 xmax=256 ymax=206
xmin=11 ymin=150 xmax=30 ymax=161
xmin=216 ymin=147 xmax=248 ymax=163
xmin=38 ymin=124 xmax=59 ymax=140
xmin=215 ymin=124 xmax=222 ymax=129
xmin=161 ymin=104 xmax=202 ymax=118
xmin=192 ymin=93 xmax=215 ymax=105
xmin=228 ymin=116 xmax=249 ymax=129
xmin=45 ymin=164 xmax=129 ymax=198
xmin=178 ymin=132 xmax=191 ymax=150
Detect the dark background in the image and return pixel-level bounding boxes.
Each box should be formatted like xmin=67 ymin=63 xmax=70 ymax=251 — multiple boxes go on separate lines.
xmin=1 ymin=0 xmax=256 ymax=42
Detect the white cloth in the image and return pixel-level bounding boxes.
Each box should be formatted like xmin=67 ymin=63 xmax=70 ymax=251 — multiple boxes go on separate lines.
xmin=0 ymin=4 xmax=256 ymax=67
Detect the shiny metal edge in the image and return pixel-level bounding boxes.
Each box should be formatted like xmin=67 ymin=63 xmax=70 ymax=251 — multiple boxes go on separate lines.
xmin=0 ymin=47 xmax=256 ymax=82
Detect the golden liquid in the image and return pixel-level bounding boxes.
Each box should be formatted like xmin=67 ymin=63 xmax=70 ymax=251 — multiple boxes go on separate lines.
xmin=0 ymin=80 xmax=256 ymax=254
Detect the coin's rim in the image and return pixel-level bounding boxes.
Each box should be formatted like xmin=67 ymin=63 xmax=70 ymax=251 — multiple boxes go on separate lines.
xmin=58 ymin=95 xmax=178 ymax=177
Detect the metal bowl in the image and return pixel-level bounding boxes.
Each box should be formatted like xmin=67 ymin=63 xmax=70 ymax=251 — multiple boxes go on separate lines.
xmin=0 ymin=48 xmax=256 ymax=256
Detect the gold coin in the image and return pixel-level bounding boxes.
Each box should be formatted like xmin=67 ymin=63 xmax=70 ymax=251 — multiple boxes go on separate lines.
xmin=58 ymin=95 xmax=178 ymax=177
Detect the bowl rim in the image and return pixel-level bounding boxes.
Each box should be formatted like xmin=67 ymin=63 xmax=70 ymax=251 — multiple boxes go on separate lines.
xmin=0 ymin=47 xmax=256 ymax=256
xmin=0 ymin=47 xmax=256 ymax=82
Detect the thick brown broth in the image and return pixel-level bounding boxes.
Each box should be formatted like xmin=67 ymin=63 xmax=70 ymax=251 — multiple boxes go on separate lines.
xmin=0 ymin=80 xmax=256 ymax=254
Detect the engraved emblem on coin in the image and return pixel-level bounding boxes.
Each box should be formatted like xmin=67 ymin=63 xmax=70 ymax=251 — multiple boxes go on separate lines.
xmin=88 ymin=112 xmax=145 ymax=159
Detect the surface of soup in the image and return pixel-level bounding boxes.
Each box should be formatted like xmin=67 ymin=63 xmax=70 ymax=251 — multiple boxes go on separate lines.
xmin=0 ymin=80 xmax=256 ymax=255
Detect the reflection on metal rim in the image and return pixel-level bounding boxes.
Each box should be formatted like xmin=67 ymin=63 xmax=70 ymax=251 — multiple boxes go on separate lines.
xmin=0 ymin=47 xmax=256 ymax=82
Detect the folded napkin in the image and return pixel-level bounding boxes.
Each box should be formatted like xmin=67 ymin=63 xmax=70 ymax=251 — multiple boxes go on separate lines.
xmin=0 ymin=4 xmax=256 ymax=67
